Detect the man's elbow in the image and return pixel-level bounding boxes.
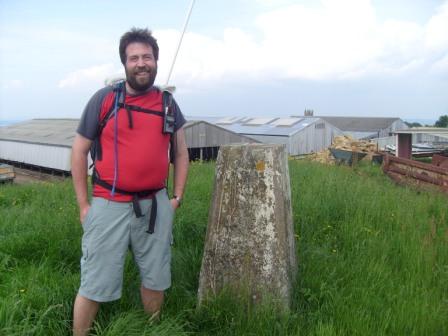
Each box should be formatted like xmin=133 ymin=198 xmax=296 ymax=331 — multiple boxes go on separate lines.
xmin=72 ymin=134 xmax=92 ymax=156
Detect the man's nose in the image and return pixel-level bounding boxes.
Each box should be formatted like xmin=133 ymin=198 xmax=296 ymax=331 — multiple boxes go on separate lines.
xmin=137 ymin=57 xmax=145 ymax=66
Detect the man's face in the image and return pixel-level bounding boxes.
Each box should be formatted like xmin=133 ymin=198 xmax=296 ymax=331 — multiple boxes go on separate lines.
xmin=124 ymin=42 xmax=157 ymax=92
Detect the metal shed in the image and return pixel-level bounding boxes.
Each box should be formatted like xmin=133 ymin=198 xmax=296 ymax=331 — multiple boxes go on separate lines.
xmin=316 ymin=116 xmax=408 ymax=139
xmin=0 ymin=119 xmax=77 ymax=173
xmin=189 ymin=116 xmax=343 ymax=155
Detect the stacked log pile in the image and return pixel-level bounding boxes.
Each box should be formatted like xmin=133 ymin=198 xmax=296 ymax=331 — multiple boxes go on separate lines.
xmin=309 ymin=135 xmax=379 ymax=164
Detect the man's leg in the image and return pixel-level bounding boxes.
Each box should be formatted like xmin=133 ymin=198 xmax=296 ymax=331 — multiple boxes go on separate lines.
xmin=73 ymin=294 xmax=100 ymax=336
xmin=140 ymin=285 xmax=164 ymax=319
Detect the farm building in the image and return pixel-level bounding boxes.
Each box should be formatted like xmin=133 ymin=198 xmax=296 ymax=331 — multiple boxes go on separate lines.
xmin=0 ymin=116 xmax=411 ymax=170
xmin=0 ymin=118 xmax=257 ymax=172
xmin=314 ymin=116 xmax=408 ymax=140
xmin=392 ymin=127 xmax=448 ymax=159
xmin=0 ymin=119 xmax=76 ymax=174
xmin=188 ymin=116 xmax=344 ymax=156
xmin=183 ymin=120 xmax=258 ymax=160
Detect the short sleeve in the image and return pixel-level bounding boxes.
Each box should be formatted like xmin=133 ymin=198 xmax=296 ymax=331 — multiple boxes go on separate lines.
xmin=77 ymin=87 xmax=111 ymax=140
xmin=172 ymin=99 xmax=186 ymax=132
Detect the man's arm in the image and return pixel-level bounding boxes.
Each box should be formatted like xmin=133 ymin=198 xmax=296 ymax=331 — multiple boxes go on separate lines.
xmin=71 ymin=134 xmax=93 ymax=222
xmin=171 ymin=127 xmax=189 ymax=210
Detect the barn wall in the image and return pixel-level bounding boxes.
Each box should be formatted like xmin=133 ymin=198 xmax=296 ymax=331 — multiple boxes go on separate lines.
xmin=184 ymin=122 xmax=256 ymax=148
xmin=291 ymin=121 xmax=343 ymax=155
xmin=0 ymin=141 xmax=72 ymax=171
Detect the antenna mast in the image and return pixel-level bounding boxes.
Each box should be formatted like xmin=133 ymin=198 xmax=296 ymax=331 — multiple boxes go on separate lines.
xmin=165 ymin=0 xmax=196 ymax=87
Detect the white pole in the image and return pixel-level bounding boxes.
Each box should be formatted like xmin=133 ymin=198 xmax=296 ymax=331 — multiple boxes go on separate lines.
xmin=165 ymin=0 xmax=196 ymax=86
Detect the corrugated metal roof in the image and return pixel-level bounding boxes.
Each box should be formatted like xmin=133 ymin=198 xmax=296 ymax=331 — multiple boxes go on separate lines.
xmin=314 ymin=116 xmax=400 ymax=131
xmin=0 ymin=119 xmax=259 ymax=150
xmin=270 ymin=118 xmax=303 ymax=127
xmin=243 ymin=117 xmax=278 ymax=125
xmin=0 ymin=119 xmax=78 ymax=147
xmin=187 ymin=116 xmax=321 ymax=136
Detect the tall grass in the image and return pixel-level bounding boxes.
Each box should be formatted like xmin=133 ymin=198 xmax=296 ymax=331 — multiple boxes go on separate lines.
xmin=0 ymin=160 xmax=446 ymax=335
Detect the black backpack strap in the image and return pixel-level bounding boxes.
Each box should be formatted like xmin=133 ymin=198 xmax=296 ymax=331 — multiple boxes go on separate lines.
xmin=117 ymin=102 xmax=164 ymax=117
xmin=91 ymin=82 xmax=125 ymax=162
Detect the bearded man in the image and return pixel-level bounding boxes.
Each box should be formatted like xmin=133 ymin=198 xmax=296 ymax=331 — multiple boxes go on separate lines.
xmin=71 ymin=27 xmax=189 ymax=336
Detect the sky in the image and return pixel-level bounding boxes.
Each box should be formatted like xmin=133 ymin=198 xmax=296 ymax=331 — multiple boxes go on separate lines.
xmin=0 ymin=0 xmax=447 ymax=123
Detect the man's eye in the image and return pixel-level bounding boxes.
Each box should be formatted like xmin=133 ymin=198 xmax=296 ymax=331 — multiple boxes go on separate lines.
xmin=144 ymin=55 xmax=154 ymax=61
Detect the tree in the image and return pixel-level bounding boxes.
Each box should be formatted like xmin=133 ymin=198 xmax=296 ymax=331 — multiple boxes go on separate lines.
xmin=404 ymin=121 xmax=422 ymax=128
xmin=435 ymin=115 xmax=448 ymax=127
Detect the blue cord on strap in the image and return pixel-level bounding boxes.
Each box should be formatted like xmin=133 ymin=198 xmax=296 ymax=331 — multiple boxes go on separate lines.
xmin=110 ymin=83 xmax=121 ymax=196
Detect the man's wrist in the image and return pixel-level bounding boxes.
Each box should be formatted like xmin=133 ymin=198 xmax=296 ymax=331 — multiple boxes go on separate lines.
xmin=172 ymin=195 xmax=182 ymax=207
xmin=78 ymin=200 xmax=90 ymax=209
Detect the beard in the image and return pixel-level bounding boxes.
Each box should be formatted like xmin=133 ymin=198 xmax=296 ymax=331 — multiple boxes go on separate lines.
xmin=125 ymin=65 xmax=157 ymax=92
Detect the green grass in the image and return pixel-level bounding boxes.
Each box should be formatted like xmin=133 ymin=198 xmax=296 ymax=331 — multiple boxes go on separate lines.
xmin=0 ymin=160 xmax=447 ymax=335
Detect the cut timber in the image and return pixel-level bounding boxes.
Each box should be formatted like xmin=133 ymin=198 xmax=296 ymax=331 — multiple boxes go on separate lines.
xmin=310 ymin=135 xmax=380 ymax=165
xmin=198 ymin=144 xmax=297 ymax=309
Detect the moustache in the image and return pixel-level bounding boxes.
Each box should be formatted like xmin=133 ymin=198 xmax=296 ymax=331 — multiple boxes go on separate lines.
xmin=134 ymin=66 xmax=152 ymax=74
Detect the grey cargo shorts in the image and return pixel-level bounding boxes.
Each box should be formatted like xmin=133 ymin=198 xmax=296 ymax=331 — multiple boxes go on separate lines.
xmin=78 ymin=189 xmax=174 ymax=302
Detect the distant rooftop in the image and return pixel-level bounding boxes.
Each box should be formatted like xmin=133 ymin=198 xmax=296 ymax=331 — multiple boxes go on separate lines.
xmin=0 ymin=119 xmax=79 ymax=147
xmin=393 ymin=127 xmax=448 ymax=139
xmin=188 ymin=115 xmax=322 ymax=137
xmin=308 ymin=116 xmax=401 ymax=132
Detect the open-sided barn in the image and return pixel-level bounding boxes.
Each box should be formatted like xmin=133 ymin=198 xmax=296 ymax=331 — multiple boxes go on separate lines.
xmin=317 ymin=116 xmax=408 ymax=139
xmin=183 ymin=120 xmax=258 ymax=160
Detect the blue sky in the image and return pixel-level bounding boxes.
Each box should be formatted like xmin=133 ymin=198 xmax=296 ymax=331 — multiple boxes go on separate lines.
xmin=0 ymin=0 xmax=447 ymax=123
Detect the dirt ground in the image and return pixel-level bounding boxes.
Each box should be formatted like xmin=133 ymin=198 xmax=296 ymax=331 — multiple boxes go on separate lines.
xmin=8 ymin=167 xmax=68 ymax=185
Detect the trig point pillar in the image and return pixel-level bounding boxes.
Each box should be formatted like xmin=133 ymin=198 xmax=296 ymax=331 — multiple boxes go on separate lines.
xmin=198 ymin=144 xmax=297 ymax=308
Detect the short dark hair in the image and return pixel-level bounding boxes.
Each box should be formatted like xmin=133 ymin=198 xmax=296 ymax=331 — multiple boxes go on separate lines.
xmin=119 ymin=27 xmax=159 ymax=65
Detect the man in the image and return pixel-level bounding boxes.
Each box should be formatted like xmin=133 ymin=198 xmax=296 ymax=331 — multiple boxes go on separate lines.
xmin=71 ymin=27 xmax=189 ymax=335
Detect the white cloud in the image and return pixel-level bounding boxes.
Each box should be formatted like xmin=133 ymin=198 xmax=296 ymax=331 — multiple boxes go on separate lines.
xmin=159 ymin=0 xmax=448 ymax=86
xmin=58 ymin=63 xmax=122 ymax=89
xmin=425 ymin=2 xmax=448 ymax=51
xmin=36 ymin=0 xmax=448 ymax=91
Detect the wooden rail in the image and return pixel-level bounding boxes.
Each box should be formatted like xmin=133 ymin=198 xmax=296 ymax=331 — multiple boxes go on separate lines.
xmin=382 ymin=154 xmax=448 ymax=193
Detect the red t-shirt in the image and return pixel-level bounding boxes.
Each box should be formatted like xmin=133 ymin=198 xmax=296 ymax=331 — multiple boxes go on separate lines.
xmin=77 ymin=85 xmax=186 ymax=202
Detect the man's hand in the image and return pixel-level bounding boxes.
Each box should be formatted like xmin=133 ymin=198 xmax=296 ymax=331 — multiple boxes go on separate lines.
xmin=80 ymin=204 xmax=91 ymax=223
xmin=170 ymin=198 xmax=180 ymax=211
xmin=71 ymin=134 xmax=93 ymax=224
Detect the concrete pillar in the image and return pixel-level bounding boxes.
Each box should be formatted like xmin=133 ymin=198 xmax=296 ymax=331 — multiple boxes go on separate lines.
xmin=198 ymin=144 xmax=297 ymax=309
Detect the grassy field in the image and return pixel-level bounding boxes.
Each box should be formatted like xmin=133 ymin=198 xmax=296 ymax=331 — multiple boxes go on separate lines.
xmin=0 ymin=160 xmax=447 ymax=335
